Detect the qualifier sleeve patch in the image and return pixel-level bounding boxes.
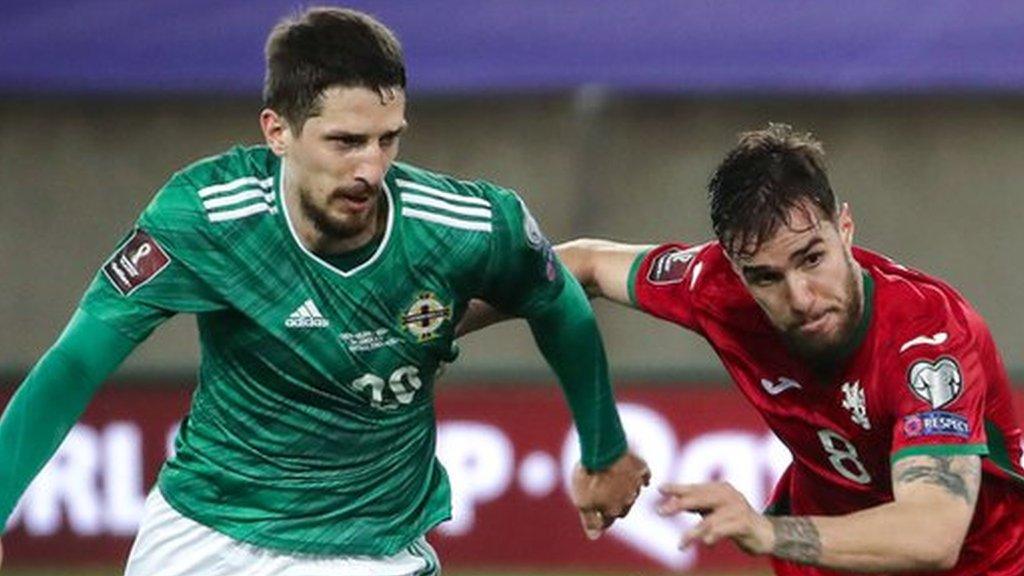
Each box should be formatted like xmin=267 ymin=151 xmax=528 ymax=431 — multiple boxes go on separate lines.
xmin=646 ymin=247 xmax=695 ymax=285
xmin=102 ymin=229 xmax=171 ymax=296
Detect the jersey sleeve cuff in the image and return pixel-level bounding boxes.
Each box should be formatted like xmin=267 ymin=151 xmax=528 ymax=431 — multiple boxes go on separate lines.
xmin=891 ymin=442 xmax=988 ymax=463
xmin=626 ymin=247 xmax=654 ymax=308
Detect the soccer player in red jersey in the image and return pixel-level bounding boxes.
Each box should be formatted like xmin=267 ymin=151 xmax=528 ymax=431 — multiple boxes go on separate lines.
xmin=461 ymin=123 xmax=1024 ymax=574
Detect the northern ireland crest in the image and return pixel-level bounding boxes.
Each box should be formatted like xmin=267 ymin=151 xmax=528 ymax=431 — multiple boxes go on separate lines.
xmin=401 ymin=292 xmax=452 ymax=342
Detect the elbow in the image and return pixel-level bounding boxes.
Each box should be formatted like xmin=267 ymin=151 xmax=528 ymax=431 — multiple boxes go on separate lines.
xmin=555 ymin=238 xmax=600 ymax=292
xmin=909 ymin=535 xmax=963 ymax=571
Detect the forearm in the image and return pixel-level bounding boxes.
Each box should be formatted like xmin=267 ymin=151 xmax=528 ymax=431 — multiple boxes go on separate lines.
xmin=527 ymin=265 xmax=626 ymax=471
xmin=555 ymin=239 xmax=653 ymax=305
xmin=454 ymin=299 xmax=513 ymax=338
xmin=0 ymin=309 xmax=137 ymax=527
xmin=771 ymin=498 xmax=968 ymax=572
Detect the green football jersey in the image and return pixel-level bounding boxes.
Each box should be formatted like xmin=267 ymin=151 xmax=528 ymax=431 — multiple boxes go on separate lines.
xmin=79 ymin=145 xmax=565 ymax=555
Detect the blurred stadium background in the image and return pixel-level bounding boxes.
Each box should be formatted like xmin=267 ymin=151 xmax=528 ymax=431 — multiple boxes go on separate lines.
xmin=2 ymin=1 xmax=1023 ymax=574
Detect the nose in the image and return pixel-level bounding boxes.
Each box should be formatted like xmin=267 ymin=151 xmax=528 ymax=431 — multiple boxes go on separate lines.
xmin=786 ymin=273 xmax=816 ymax=318
xmin=353 ymin=143 xmax=389 ymax=189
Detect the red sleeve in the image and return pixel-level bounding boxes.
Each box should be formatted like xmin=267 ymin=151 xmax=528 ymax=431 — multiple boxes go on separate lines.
xmin=628 ymin=243 xmax=708 ymax=332
xmin=888 ymin=311 xmax=990 ymax=462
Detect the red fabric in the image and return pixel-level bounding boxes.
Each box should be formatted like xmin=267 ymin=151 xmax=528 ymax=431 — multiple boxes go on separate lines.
xmin=634 ymin=242 xmax=1024 ymax=575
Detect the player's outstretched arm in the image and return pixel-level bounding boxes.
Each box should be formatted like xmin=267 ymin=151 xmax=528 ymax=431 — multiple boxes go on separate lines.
xmin=658 ymin=454 xmax=980 ymax=572
xmin=0 ymin=309 xmax=140 ymax=541
xmin=455 ymin=239 xmax=653 ymax=338
xmin=556 ymin=239 xmax=654 ymax=306
xmin=526 ymin=262 xmax=649 ymax=537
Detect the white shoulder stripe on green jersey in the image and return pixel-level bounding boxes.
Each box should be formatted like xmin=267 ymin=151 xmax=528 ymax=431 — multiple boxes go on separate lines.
xmin=199 ymin=177 xmax=276 ymax=223
xmin=197 ymin=176 xmax=274 ymax=199
xmin=395 ymin=178 xmax=491 ymax=208
xmin=402 ymin=207 xmax=493 ymax=232
xmin=400 ymin=192 xmax=492 ymax=218
xmin=208 ymin=203 xmax=273 ymax=222
xmin=203 ymin=189 xmax=275 ymax=210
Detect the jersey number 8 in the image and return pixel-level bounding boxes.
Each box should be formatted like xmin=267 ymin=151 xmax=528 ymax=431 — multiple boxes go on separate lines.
xmin=817 ymin=428 xmax=872 ymax=485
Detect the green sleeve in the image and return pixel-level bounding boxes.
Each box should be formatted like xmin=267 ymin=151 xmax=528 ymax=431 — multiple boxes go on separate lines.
xmin=0 ymin=308 xmax=140 ymax=528
xmin=527 ymin=261 xmax=628 ymax=471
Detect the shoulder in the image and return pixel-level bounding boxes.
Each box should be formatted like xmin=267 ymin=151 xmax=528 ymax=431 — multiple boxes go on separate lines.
xmin=857 ymin=247 xmax=991 ymax=359
xmin=389 ymin=162 xmax=523 ymax=236
xmin=141 ymin=145 xmax=279 ymax=235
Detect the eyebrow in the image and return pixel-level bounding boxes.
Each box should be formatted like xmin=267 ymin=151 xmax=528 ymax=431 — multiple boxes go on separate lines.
xmin=740 ymin=236 xmax=824 ymax=279
xmin=322 ymin=124 xmax=407 ymax=140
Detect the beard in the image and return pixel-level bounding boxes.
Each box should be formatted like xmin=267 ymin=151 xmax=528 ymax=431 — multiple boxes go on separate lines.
xmin=782 ymin=260 xmax=863 ymax=363
xmin=297 ymin=184 xmax=381 ymax=240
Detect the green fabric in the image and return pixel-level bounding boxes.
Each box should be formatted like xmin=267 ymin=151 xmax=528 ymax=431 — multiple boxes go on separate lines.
xmin=890 ymin=442 xmax=988 ymax=463
xmin=65 ymin=146 xmax=597 ymax=556
xmin=322 ymin=234 xmax=384 ymax=272
xmin=627 ymin=247 xmax=653 ymax=307
xmin=833 ymin=270 xmax=875 ymax=362
xmin=983 ymin=420 xmax=1024 ymax=485
xmin=528 ymin=261 xmax=627 ymax=471
xmin=0 ymin=309 xmax=139 ymax=526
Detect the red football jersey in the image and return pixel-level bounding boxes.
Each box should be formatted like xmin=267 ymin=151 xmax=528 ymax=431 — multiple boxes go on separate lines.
xmin=631 ymin=242 xmax=1024 ymax=576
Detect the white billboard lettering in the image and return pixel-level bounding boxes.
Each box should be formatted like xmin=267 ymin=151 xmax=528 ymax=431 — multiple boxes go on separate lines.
xmin=518 ymin=451 xmax=558 ymax=497
xmin=102 ymin=422 xmax=146 ymax=535
xmin=14 ymin=425 xmax=102 ymax=536
xmin=561 ymin=402 xmax=697 ymax=570
xmin=166 ymin=422 xmax=180 ymax=458
xmin=675 ymin=432 xmax=765 ymax=506
xmin=559 ymin=403 xmax=790 ymax=569
xmin=436 ymin=421 xmax=514 ymax=536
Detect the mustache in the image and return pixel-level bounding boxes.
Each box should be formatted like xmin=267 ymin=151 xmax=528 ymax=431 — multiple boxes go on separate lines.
xmin=330 ymin=182 xmax=379 ymax=199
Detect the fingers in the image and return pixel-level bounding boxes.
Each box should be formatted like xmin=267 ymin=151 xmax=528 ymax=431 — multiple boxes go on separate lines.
xmin=656 ymin=481 xmax=735 ymax=516
xmin=578 ymin=509 xmax=607 ymax=540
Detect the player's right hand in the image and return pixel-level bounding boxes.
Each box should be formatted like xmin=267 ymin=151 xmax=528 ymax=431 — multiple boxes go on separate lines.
xmin=571 ymin=451 xmax=651 ymax=539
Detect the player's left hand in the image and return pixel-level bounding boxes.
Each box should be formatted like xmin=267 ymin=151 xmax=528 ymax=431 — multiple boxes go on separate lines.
xmin=572 ymin=451 xmax=651 ymax=540
xmin=657 ymin=481 xmax=774 ymax=555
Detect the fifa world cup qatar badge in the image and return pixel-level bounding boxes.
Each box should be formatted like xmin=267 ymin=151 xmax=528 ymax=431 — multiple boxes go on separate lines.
xmin=102 ymin=229 xmax=171 ymax=296
xmin=907 ymin=357 xmax=964 ymax=409
xmin=647 ymin=247 xmax=697 ymax=285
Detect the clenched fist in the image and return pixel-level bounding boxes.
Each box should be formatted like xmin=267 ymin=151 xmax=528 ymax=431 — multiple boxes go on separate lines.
xmin=571 ymin=451 xmax=651 ymax=539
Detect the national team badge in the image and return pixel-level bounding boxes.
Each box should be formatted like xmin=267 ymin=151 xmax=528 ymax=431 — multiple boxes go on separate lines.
xmin=841 ymin=380 xmax=871 ymax=430
xmin=401 ymin=292 xmax=452 ymax=342
xmin=102 ymin=229 xmax=171 ymax=296
xmin=908 ymin=357 xmax=963 ymax=409
xmin=647 ymin=247 xmax=696 ymax=285
xmin=519 ymin=200 xmax=558 ymax=282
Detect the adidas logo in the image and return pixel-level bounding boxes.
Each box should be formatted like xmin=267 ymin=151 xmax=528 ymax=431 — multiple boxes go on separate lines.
xmin=285 ymin=299 xmax=330 ymax=329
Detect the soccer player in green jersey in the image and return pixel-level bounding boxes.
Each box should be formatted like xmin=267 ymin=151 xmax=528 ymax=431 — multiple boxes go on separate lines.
xmin=0 ymin=7 xmax=649 ymax=575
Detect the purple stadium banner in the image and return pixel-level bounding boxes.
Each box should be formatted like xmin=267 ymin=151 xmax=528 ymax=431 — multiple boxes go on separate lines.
xmin=2 ymin=1 xmax=1024 ymax=95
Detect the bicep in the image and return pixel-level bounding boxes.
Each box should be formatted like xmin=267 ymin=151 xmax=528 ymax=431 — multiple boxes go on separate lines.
xmin=891 ymin=454 xmax=980 ymax=521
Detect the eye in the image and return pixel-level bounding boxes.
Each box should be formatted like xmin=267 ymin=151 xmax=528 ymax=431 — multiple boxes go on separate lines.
xmin=327 ymin=135 xmax=364 ymax=149
xmin=804 ymin=252 xmax=824 ymax=267
xmin=749 ymin=273 xmax=781 ymax=288
xmin=380 ymin=133 xmax=399 ymax=148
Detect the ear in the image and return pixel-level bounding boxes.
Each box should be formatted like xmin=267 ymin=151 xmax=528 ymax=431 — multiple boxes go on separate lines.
xmin=260 ymin=108 xmax=291 ymax=157
xmin=837 ymin=202 xmax=855 ymax=248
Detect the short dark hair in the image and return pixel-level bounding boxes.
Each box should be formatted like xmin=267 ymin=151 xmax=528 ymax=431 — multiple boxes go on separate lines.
xmin=708 ymin=123 xmax=837 ymax=259
xmin=263 ymin=7 xmax=406 ymax=131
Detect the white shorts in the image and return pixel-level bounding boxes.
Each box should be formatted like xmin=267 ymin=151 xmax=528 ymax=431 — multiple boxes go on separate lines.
xmin=124 ymin=488 xmax=440 ymax=576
